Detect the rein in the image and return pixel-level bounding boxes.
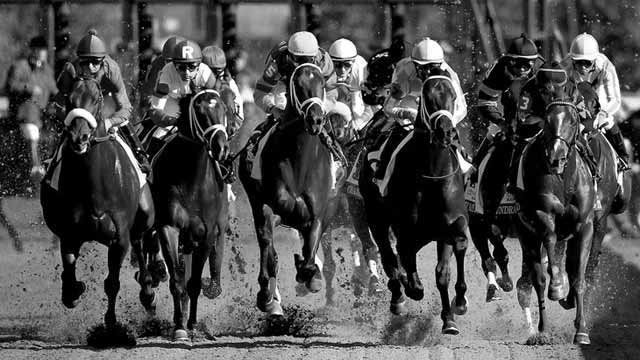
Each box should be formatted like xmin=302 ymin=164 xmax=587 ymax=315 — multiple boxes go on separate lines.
xmin=289 ymin=63 xmax=326 ymax=119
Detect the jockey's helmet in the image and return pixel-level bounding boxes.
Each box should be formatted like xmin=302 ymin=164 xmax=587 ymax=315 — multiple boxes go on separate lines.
xmin=329 ymin=38 xmax=357 ymax=61
xmin=172 ymin=40 xmax=202 ymax=63
xmin=202 ymin=45 xmax=227 ymax=69
xmin=411 ymin=38 xmax=444 ymax=65
xmin=76 ymin=29 xmax=107 ymax=58
xmin=162 ymin=35 xmax=185 ymax=60
xmin=287 ymin=31 xmax=319 ymax=61
xmin=569 ymin=33 xmax=599 ymax=62
xmin=506 ymin=34 xmax=538 ymax=59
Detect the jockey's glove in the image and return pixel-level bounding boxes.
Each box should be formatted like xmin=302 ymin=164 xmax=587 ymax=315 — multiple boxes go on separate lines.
xmin=594 ymin=111 xmax=614 ymax=130
xmin=391 ymin=107 xmax=417 ymax=122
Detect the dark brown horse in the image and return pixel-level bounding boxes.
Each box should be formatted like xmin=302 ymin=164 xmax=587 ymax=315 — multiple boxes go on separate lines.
xmin=150 ymin=89 xmax=231 ymax=340
xmin=516 ymin=97 xmax=595 ymax=344
xmin=238 ymin=63 xmax=342 ymax=317
xmin=40 ymin=78 xmax=156 ymax=327
xmin=360 ymin=68 xmax=470 ymax=335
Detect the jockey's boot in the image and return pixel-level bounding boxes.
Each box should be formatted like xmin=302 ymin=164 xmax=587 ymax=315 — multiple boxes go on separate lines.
xmin=605 ymin=124 xmax=631 ymax=172
xmin=120 ymin=122 xmax=151 ymax=174
xmin=575 ymin=135 xmax=600 ymax=179
xmin=246 ymin=114 xmax=278 ymax=151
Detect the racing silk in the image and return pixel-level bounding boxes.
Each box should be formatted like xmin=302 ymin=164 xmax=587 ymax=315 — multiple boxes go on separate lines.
xmin=384 ymin=57 xmax=467 ymax=126
xmin=326 ymin=55 xmax=371 ymax=130
xmin=215 ymin=68 xmax=245 ymax=124
xmin=5 ymin=58 xmax=58 ymax=125
xmin=149 ymin=62 xmax=215 ymax=127
xmin=561 ymin=53 xmax=621 ymax=120
xmin=140 ymin=55 xmax=168 ymax=110
xmin=254 ymin=41 xmax=334 ymax=114
xmin=54 ymin=56 xmax=132 ymax=127
xmin=477 ymin=56 xmax=541 ymax=126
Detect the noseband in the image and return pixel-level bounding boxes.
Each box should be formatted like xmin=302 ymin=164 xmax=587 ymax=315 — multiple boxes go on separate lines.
xmin=289 ymin=63 xmax=326 ymax=119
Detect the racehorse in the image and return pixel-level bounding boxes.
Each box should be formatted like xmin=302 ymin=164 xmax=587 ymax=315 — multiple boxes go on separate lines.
xmin=40 ymin=77 xmax=156 ymax=327
xmin=515 ymin=92 xmax=596 ymax=344
xmin=150 ymin=89 xmax=231 ymax=340
xmin=360 ymin=68 xmax=470 ymax=334
xmin=238 ymin=63 xmax=341 ymax=317
xmin=318 ymin=104 xmax=383 ymax=304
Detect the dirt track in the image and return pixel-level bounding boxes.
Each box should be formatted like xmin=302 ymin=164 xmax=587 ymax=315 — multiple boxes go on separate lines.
xmin=1 ymin=192 xmax=639 ymax=360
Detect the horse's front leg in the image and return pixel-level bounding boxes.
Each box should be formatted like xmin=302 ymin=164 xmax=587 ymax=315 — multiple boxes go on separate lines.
xmin=104 ymin=234 xmax=129 ymax=327
xmin=469 ymin=213 xmax=501 ymax=302
xmin=60 ymin=238 xmax=86 ymax=309
xmin=159 ymin=224 xmax=188 ymax=340
xmin=534 ymin=210 xmax=565 ymax=300
xmin=132 ymin=186 xmax=156 ymax=312
xmin=320 ymin=231 xmax=336 ymax=305
xmin=204 ymin=218 xmax=227 ymax=300
xmin=296 ymin=217 xmax=323 ymax=292
xmin=573 ymin=218 xmax=594 ymax=345
xmin=451 ymin=218 xmax=469 ymax=316
xmin=187 ymin=223 xmax=213 ymax=330
xmin=436 ymin=240 xmax=457 ymax=334
xmin=254 ymin=204 xmax=282 ymax=317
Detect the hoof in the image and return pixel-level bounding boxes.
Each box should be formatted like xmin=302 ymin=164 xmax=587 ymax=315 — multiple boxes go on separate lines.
xmin=202 ymin=278 xmax=222 ymax=299
xmin=295 ymin=283 xmax=310 ymax=297
xmin=174 ymin=329 xmax=189 ymax=341
xmin=497 ymin=276 xmax=514 ymax=292
xmin=62 ymin=281 xmax=86 ymax=309
xmin=442 ymin=320 xmax=460 ymax=335
xmin=256 ymin=290 xmax=272 ymax=312
xmin=559 ymin=296 xmax=576 ymax=310
xmin=548 ymin=283 xmax=565 ymax=301
xmin=265 ymin=299 xmax=284 ymax=318
xmin=306 ymin=271 xmax=323 ymax=293
xmin=451 ymin=296 xmax=468 ymax=316
xmin=390 ymin=298 xmax=408 ymax=315
xmin=574 ymin=332 xmax=591 ymax=345
xmin=139 ymin=290 xmax=157 ymax=311
xmin=486 ymin=284 xmax=501 ymax=302
xmin=368 ymin=275 xmax=384 ymax=296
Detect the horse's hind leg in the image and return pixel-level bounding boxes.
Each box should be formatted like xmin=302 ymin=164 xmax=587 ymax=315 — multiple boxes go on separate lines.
xmin=436 ymin=241 xmax=458 ymax=335
xmin=490 ymin=228 xmax=513 ymax=292
xmin=104 ymin=235 xmax=130 ymax=327
xmin=350 ymin=196 xmax=382 ymax=295
xmin=60 ymin=238 xmax=86 ymax=309
xmin=469 ymin=214 xmax=500 ymax=302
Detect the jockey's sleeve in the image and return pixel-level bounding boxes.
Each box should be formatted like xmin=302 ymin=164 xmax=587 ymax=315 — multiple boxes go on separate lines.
xmin=354 ymin=104 xmax=378 ymax=131
xmin=141 ymin=57 xmax=165 ymax=107
xmin=6 ymin=60 xmax=34 ymax=96
xmin=601 ymin=61 xmax=622 ymax=117
xmin=254 ymin=55 xmax=282 ymax=113
xmin=104 ymin=60 xmax=133 ymax=127
xmin=148 ymin=82 xmax=178 ymax=127
xmin=319 ymin=49 xmax=335 ymax=79
xmin=477 ymin=61 xmax=508 ymax=124
xmin=449 ymin=70 xmax=468 ymax=126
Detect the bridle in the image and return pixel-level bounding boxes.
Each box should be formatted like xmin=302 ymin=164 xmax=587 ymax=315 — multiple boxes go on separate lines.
xmin=187 ymin=89 xmax=228 ymax=153
xmin=418 ymin=75 xmax=455 ymax=132
xmin=541 ymin=100 xmax=579 ymax=170
xmin=289 ymin=63 xmax=326 ymax=120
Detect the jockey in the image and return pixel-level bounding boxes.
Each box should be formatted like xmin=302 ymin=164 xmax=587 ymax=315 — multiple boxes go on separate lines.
xmin=201 ymin=45 xmax=244 ymax=134
xmin=326 ymin=38 xmax=370 ymax=131
xmin=474 ymin=33 xmax=543 ymax=170
xmin=362 ymin=38 xmax=405 ymax=107
xmin=53 ymin=29 xmax=150 ymax=173
xmin=140 ymin=35 xmax=185 ymax=113
xmin=561 ymin=32 xmax=630 ymax=171
xmin=370 ymin=37 xmax=467 ymax=178
xmin=249 ymin=31 xmax=334 ymax=144
xmin=146 ymin=40 xmax=216 ymax=152
xmin=5 ymin=35 xmax=58 ymax=178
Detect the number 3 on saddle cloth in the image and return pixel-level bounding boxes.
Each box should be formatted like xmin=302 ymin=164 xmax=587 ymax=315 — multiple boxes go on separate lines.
xmin=245 ymin=116 xmax=347 ymax=192
xmin=43 ymin=109 xmax=147 ymax=191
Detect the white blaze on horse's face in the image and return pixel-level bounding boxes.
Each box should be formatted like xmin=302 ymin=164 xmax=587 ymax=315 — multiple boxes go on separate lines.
xmin=289 ymin=64 xmax=326 ymax=135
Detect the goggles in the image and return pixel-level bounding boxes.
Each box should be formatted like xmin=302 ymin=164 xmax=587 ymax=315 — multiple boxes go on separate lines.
xmin=80 ymin=57 xmax=104 ymax=66
xmin=175 ymin=62 xmax=200 ymax=72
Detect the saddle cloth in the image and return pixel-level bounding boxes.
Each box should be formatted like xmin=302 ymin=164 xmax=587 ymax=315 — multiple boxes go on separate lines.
xmin=465 ymin=146 xmax=519 ymax=215
xmin=249 ymin=126 xmax=340 ymax=191
xmin=344 ymin=149 xmax=364 ymax=198
xmin=46 ymin=133 xmax=146 ymax=191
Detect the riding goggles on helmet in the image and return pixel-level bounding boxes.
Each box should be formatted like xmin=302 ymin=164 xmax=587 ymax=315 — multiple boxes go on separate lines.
xmin=176 ymin=62 xmax=200 ymax=72
xmin=80 ymin=57 xmax=104 ymax=66
xmin=290 ymin=54 xmax=315 ymax=66
xmin=509 ymin=58 xmax=535 ymax=70
xmin=573 ymin=59 xmax=594 ymax=68
xmin=334 ymin=60 xmax=354 ymax=69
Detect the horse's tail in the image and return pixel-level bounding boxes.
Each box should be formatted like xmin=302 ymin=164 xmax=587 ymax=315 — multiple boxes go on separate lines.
xmin=88 ymin=211 xmax=117 ymax=243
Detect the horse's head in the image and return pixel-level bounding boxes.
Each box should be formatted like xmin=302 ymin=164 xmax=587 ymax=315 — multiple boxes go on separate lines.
xmin=326 ymin=101 xmax=354 ymax=146
xmin=289 ymin=64 xmax=326 ymax=135
xmin=535 ymin=61 xmax=570 ymax=106
xmin=418 ymin=68 xmax=456 ymax=147
xmin=64 ymin=78 xmax=103 ymax=154
xmin=179 ymin=89 xmax=230 ymax=162
xmin=543 ymin=101 xmax=580 ymax=174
